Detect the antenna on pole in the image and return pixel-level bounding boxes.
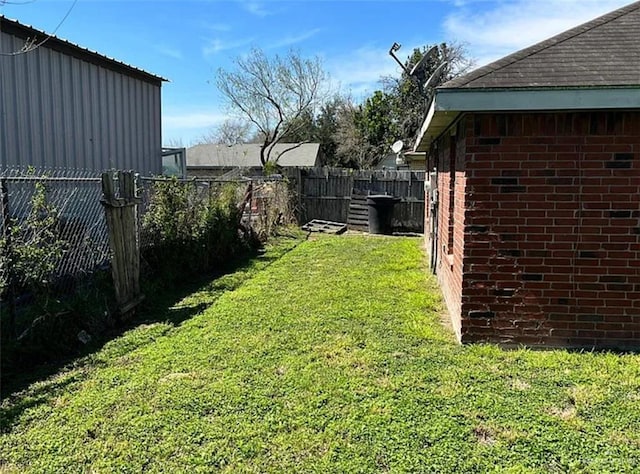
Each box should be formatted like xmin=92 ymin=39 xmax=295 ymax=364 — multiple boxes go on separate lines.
xmin=389 ymin=43 xmax=441 ymax=80
xmin=388 ymin=42 xmax=409 ymax=74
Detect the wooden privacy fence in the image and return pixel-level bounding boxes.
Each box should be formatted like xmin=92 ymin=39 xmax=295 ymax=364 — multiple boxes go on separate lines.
xmin=286 ymin=168 xmax=426 ymax=232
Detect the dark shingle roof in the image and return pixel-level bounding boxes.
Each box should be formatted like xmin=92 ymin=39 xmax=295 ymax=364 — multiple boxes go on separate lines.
xmin=443 ymin=1 xmax=640 ymax=89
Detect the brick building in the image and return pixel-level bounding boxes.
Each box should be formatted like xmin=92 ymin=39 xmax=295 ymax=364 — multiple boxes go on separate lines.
xmin=415 ymin=1 xmax=640 ymax=348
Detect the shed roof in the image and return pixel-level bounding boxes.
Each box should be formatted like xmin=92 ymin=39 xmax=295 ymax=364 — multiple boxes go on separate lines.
xmin=443 ymin=1 xmax=640 ymax=89
xmin=0 ymin=16 xmax=167 ymax=85
xmin=187 ymin=143 xmax=321 ymax=168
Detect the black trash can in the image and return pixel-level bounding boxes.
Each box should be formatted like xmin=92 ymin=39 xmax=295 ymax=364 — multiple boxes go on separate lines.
xmin=367 ymin=195 xmax=399 ymax=235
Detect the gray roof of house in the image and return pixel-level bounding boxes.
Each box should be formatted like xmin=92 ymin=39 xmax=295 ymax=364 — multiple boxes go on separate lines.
xmin=443 ymin=0 xmax=640 ymax=89
xmin=1 ymin=16 xmax=166 ymax=84
xmin=186 ymin=143 xmax=321 ymax=168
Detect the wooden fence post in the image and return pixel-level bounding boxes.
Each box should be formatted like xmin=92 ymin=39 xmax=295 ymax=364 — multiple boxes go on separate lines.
xmin=101 ymin=171 xmax=144 ymax=320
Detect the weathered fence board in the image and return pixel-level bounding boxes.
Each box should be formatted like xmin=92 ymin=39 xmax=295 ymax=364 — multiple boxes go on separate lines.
xmin=101 ymin=171 xmax=144 ymax=318
xmin=290 ymin=168 xmax=425 ymax=232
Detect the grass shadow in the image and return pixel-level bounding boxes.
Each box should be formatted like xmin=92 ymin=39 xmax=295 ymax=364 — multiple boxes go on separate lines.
xmin=0 ymin=233 xmax=303 ymax=413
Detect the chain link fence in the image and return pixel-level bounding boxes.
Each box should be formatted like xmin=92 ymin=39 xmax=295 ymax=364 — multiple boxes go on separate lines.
xmin=1 ymin=166 xmax=296 ymax=379
xmin=1 ymin=167 xmax=295 ymax=336
xmin=1 ymin=168 xmax=109 ymax=295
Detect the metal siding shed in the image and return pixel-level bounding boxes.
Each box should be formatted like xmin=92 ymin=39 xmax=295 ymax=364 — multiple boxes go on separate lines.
xmin=0 ymin=16 xmax=165 ymax=174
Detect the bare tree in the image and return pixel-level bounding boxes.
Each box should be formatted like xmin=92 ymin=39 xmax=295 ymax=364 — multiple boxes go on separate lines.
xmin=216 ymin=48 xmax=328 ymax=167
xmin=195 ymin=118 xmax=253 ymax=146
xmin=333 ymin=99 xmax=379 ymax=169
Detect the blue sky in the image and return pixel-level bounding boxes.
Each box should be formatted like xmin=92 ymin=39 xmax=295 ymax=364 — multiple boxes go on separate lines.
xmin=2 ymin=0 xmax=631 ymax=145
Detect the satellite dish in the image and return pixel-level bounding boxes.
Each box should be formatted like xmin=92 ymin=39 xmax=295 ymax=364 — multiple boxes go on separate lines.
xmin=391 ymin=140 xmax=404 ymax=154
xmin=409 ymin=45 xmax=438 ymax=76
xmin=423 ymin=61 xmax=448 ymax=91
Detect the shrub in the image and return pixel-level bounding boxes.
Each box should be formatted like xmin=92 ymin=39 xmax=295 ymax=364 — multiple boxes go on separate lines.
xmin=1 ymin=180 xmax=65 ymax=309
xmin=140 ymin=178 xmax=254 ymax=279
xmin=250 ymin=179 xmax=295 ymax=240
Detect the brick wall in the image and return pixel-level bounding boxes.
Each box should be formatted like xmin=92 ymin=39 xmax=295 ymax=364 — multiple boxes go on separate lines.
xmin=456 ymin=111 xmax=640 ymax=348
xmin=426 ymin=125 xmax=468 ymax=339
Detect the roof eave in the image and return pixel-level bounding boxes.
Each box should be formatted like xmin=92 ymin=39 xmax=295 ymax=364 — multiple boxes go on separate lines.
xmin=415 ymin=86 xmax=640 ymax=152
xmin=1 ymin=16 xmax=167 ymax=84
xmin=414 ymin=100 xmax=459 ymax=153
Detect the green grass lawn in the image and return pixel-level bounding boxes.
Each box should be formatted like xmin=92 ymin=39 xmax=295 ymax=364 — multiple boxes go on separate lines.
xmin=2 ymin=234 xmax=640 ymax=473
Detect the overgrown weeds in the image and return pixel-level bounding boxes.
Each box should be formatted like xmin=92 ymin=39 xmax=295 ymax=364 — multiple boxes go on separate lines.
xmin=1 ymin=179 xmax=65 ymax=316
xmin=140 ymin=179 xmax=256 ymax=279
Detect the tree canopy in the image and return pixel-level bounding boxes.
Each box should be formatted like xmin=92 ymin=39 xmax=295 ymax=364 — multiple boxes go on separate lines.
xmin=213 ymin=42 xmax=472 ymax=169
xmin=381 ymin=42 xmax=474 ymax=150
xmin=216 ymin=48 xmax=329 ymax=166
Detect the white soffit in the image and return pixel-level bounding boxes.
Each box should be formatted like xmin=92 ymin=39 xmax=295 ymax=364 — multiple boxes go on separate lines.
xmin=414 ymin=87 xmax=640 ymax=152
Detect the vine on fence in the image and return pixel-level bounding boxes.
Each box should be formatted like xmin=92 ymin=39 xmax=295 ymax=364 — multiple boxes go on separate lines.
xmin=1 ymin=180 xmax=65 ymax=309
xmin=251 ymin=179 xmax=295 ymax=240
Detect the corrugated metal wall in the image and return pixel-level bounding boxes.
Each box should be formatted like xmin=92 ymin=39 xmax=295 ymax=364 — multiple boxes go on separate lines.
xmin=0 ymin=29 xmax=162 ymax=174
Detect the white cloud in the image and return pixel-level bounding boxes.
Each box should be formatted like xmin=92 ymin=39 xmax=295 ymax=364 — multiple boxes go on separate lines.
xmin=444 ymin=0 xmax=631 ymax=67
xmin=156 ymin=46 xmax=182 ymax=60
xmin=203 ymin=22 xmax=232 ymax=33
xmin=241 ymin=1 xmax=270 ymax=17
xmin=202 ymin=37 xmax=255 ymax=56
xmin=268 ymin=28 xmax=322 ymax=49
xmin=325 ymin=45 xmax=402 ymax=100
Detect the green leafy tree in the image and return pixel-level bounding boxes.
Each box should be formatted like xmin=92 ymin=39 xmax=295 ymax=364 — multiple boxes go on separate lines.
xmin=333 ymin=99 xmax=377 ymax=169
xmin=280 ymin=95 xmax=348 ymax=166
xmin=330 ymin=44 xmax=472 ymax=169
xmin=382 ymin=42 xmax=474 ymax=148
xmin=279 ymin=109 xmax=315 ymax=143
xmin=357 ymin=91 xmax=399 ymax=154
xmin=332 ymin=91 xmax=398 ymax=169
xmin=315 ymin=99 xmax=341 ymax=164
